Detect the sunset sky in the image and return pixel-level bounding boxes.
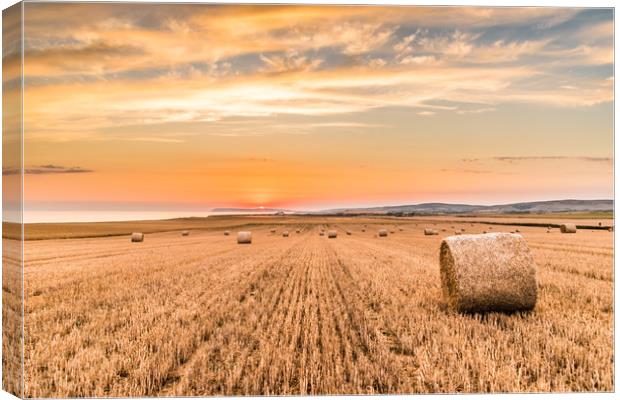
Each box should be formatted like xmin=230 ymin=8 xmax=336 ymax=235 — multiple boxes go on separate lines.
xmin=9 ymin=4 xmax=614 ymax=215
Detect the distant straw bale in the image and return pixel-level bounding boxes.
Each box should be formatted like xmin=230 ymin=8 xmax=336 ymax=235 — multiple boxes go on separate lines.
xmin=131 ymin=233 xmax=144 ymax=242
xmin=346 ymin=230 xmax=352 ymax=235
xmin=378 ymin=229 xmax=388 ymax=237
xmin=237 ymin=231 xmax=252 ymax=244
xmin=181 ymin=230 xmax=189 ymax=236
xmin=560 ymin=223 xmax=577 ymax=233
xmin=424 ymin=229 xmax=438 ymax=236
xmin=224 ymin=230 xmax=230 ymax=236
xmin=270 ymin=229 xmax=276 ymax=234
xmin=282 ymin=231 xmax=289 ymax=237
xmin=440 ymin=232 xmax=537 ymax=313
xmin=328 ymin=230 xmax=337 ymax=238
xmin=296 ymin=229 xmax=301 ymax=234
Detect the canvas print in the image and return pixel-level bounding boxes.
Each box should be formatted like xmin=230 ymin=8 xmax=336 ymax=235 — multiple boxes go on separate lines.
xmin=2 ymin=2 xmax=614 ymax=398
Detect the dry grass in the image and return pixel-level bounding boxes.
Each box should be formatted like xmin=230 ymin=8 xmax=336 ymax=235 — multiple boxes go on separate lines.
xmin=2 ymin=237 xmax=23 ymax=397
xmin=18 ymin=216 xmax=613 ymax=396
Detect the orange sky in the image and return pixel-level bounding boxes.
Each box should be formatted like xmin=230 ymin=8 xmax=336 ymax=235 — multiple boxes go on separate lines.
xmin=4 ymin=4 xmax=613 ymax=213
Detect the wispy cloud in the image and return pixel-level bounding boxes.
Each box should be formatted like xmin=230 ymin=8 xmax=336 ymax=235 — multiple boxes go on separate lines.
xmin=461 ymin=156 xmax=612 ymax=164
xmin=3 ymin=165 xmax=94 ymax=175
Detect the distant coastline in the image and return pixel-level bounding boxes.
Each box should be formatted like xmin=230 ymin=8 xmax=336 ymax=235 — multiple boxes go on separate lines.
xmin=16 ymin=199 xmax=614 ymax=224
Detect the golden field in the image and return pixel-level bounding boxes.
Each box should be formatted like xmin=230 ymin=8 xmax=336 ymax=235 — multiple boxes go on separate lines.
xmin=5 ymin=215 xmax=614 ymax=396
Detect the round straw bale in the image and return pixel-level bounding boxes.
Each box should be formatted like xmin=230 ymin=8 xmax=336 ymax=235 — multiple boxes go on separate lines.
xmin=282 ymin=231 xmax=289 ymax=237
xmin=319 ymin=231 xmax=325 ymax=236
xmin=296 ymin=229 xmax=301 ymax=234
xmin=270 ymin=229 xmax=276 ymax=233
xmin=461 ymin=228 xmax=466 ymax=232
xmin=440 ymin=233 xmax=537 ymax=313
xmin=328 ymin=230 xmax=338 ymax=238
xmin=224 ymin=230 xmax=230 ymax=236
xmin=131 ymin=232 xmax=144 ymax=242
xmin=609 ymin=227 xmax=614 ymax=232
xmin=346 ymin=230 xmax=352 ymax=235
xmin=454 ymin=231 xmax=462 ymax=235
xmin=237 ymin=231 xmax=252 ymax=244
xmin=424 ymin=228 xmax=438 ymax=236
xmin=361 ymin=229 xmax=366 ymax=232
xmin=390 ymin=230 xmax=395 ymax=234
xmin=560 ymin=223 xmax=577 ymax=233
xmin=399 ymin=227 xmax=404 ymax=231
xmin=378 ymin=229 xmax=388 ymax=237
xmin=441 ymin=228 xmax=447 ymax=232
xmin=181 ymin=230 xmax=189 ymax=236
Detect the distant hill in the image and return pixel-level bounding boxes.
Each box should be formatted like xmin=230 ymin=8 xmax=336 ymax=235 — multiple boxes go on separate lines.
xmin=317 ymin=199 xmax=613 ymax=215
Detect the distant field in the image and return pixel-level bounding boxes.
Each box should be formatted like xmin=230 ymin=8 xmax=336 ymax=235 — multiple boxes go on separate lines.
xmin=454 ymin=211 xmax=614 ymax=220
xmin=3 ymin=212 xmax=614 ymax=241
xmin=16 ymin=216 xmax=613 ymax=396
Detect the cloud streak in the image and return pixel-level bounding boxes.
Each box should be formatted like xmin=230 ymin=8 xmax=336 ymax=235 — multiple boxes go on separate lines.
xmin=461 ymin=156 xmax=612 ymax=164
xmin=3 ymin=165 xmax=94 ymax=175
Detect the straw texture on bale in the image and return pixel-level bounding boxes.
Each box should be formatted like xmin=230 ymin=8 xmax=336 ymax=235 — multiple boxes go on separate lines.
xmin=424 ymin=229 xmax=438 ymax=236
xmin=237 ymin=231 xmax=252 ymax=244
xmin=282 ymin=231 xmax=289 ymax=237
xmin=181 ymin=230 xmax=189 ymax=236
xmin=439 ymin=233 xmax=537 ymax=313
xmin=378 ymin=229 xmax=388 ymax=237
xmin=560 ymin=223 xmax=577 ymax=233
xmin=131 ymin=232 xmax=144 ymax=242
xmin=328 ymin=230 xmax=337 ymax=238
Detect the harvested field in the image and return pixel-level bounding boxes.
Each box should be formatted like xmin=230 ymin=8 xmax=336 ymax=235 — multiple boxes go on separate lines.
xmin=18 ymin=216 xmax=613 ymax=396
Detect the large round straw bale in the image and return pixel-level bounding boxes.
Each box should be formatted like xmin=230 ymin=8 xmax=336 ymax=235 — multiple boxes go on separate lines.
xmin=224 ymin=230 xmax=230 ymax=236
xmin=560 ymin=223 xmax=577 ymax=233
xmin=181 ymin=230 xmax=189 ymax=236
xmin=282 ymin=231 xmax=289 ymax=237
xmin=440 ymin=233 xmax=537 ymax=313
xmin=424 ymin=228 xmax=438 ymax=236
xmin=237 ymin=231 xmax=252 ymax=244
xmin=378 ymin=229 xmax=388 ymax=237
xmin=328 ymin=230 xmax=337 ymax=238
xmin=131 ymin=232 xmax=144 ymax=242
